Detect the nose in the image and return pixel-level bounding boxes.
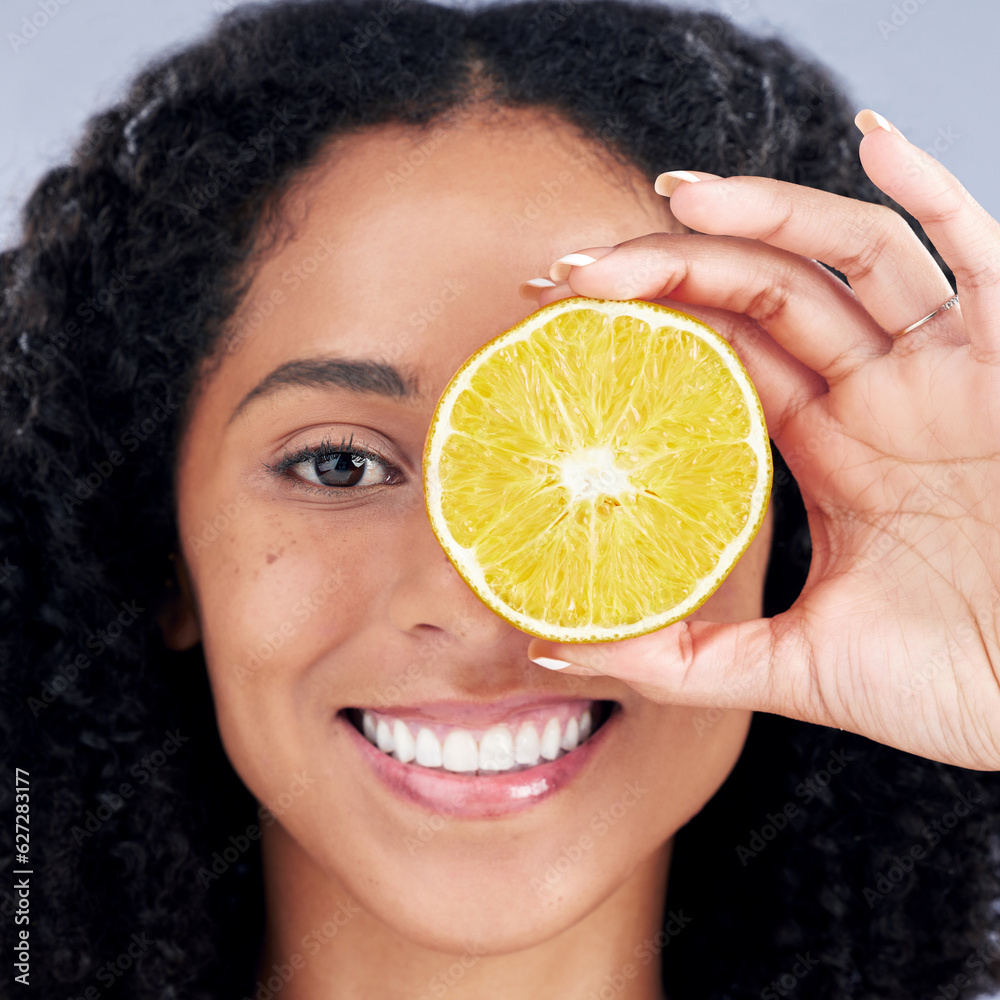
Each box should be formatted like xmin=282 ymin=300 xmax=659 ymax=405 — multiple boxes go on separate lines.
xmin=386 ymin=497 xmax=510 ymax=650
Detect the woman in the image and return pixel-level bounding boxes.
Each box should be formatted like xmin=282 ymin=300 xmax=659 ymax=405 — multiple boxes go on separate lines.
xmin=2 ymin=1 xmax=998 ymax=997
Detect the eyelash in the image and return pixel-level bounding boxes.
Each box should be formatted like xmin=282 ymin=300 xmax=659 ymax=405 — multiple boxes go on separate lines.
xmin=262 ymin=433 xmax=402 ymax=496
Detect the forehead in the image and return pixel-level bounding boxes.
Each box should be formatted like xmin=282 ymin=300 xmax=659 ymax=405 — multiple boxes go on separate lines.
xmin=205 ymin=107 xmax=678 ymax=415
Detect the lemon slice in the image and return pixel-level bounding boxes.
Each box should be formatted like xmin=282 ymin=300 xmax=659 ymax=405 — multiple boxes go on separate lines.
xmin=423 ymin=297 xmax=771 ymax=643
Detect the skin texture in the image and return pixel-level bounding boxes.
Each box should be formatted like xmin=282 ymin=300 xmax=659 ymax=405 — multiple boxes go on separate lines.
xmin=159 ymin=107 xmax=773 ymax=1000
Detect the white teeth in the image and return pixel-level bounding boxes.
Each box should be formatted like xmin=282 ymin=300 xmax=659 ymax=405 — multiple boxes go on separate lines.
xmin=442 ymin=729 xmax=479 ymax=772
xmin=540 ymin=718 xmax=562 ymax=761
xmin=479 ymin=727 xmax=515 ymax=771
xmin=560 ymin=716 xmax=579 ymax=752
xmin=356 ymin=704 xmax=603 ymax=774
xmin=393 ymin=719 xmax=416 ymax=763
xmin=415 ymin=727 xmax=443 ymax=767
xmin=514 ymin=723 xmax=541 ymax=766
xmin=376 ymin=718 xmax=395 ymax=753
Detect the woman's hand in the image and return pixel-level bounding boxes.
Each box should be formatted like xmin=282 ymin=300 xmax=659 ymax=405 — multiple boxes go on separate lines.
xmin=522 ymin=110 xmax=1000 ymax=771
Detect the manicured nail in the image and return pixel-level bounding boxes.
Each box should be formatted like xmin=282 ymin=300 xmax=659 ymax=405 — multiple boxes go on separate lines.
xmin=855 ymin=109 xmax=906 ymax=140
xmin=654 ymin=170 xmax=703 ymax=197
xmin=548 ymin=248 xmax=614 ymax=282
xmin=530 ymin=655 xmax=573 ymax=671
xmin=519 ymin=277 xmax=556 ymax=299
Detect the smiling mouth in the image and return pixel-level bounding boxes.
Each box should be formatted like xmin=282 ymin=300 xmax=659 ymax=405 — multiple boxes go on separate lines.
xmin=343 ymin=700 xmax=618 ymax=776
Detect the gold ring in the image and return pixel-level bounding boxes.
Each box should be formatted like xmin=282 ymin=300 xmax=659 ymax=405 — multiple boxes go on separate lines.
xmin=892 ymin=293 xmax=959 ymax=339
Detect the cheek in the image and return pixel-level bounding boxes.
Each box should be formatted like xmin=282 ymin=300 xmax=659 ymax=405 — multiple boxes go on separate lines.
xmin=630 ymin=703 xmax=751 ymax=837
xmin=181 ymin=505 xmax=390 ymax=789
xmin=191 ymin=511 xmax=366 ymax=669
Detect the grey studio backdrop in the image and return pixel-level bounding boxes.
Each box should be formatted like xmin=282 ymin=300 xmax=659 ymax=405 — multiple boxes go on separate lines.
xmin=3 ymin=2 xmax=1000 ymax=997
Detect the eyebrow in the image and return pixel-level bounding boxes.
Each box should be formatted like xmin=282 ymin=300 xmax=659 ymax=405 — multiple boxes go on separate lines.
xmin=227 ymin=357 xmax=418 ymax=426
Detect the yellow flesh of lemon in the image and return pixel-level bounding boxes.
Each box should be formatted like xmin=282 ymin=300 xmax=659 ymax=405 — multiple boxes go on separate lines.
xmin=424 ymin=298 xmax=772 ymax=642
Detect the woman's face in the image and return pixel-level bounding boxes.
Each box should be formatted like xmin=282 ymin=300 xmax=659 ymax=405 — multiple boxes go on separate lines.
xmin=164 ymin=106 xmax=773 ymax=953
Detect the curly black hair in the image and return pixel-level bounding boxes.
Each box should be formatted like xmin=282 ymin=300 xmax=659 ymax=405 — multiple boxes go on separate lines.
xmin=2 ymin=1 xmax=998 ymax=998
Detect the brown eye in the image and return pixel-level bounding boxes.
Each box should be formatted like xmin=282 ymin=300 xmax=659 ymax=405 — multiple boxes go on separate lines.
xmin=294 ymin=449 xmax=395 ymax=489
xmin=315 ymin=452 xmax=367 ymax=487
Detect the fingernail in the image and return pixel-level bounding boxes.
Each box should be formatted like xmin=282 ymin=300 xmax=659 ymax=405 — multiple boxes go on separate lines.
xmin=548 ymin=247 xmax=614 ymax=282
xmin=530 ymin=655 xmax=573 ymax=671
xmin=519 ymin=277 xmax=556 ymax=299
xmin=855 ymin=109 xmax=906 ymax=140
xmin=654 ymin=170 xmax=704 ymax=197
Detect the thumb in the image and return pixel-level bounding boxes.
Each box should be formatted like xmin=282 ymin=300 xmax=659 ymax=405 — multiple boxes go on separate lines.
xmin=527 ymin=617 xmax=785 ymax=714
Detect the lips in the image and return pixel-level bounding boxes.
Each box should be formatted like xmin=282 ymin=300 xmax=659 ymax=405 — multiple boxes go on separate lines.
xmin=339 ymin=699 xmax=620 ymax=818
